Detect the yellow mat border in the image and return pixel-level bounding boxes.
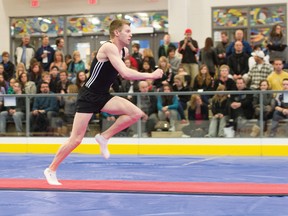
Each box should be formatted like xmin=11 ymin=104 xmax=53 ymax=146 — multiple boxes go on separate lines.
xmin=1 ymin=143 xmax=288 ymax=156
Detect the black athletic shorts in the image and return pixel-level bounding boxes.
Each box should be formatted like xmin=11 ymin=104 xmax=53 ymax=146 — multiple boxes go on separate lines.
xmin=76 ymin=87 xmax=114 ymax=113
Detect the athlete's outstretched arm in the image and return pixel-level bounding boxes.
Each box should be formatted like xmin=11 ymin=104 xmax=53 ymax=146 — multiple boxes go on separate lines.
xmin=100 ymin=43 xmax=163 ymax=80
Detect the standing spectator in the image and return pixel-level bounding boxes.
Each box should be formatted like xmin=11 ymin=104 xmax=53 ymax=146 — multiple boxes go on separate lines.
xmin=226 ymin=29 xmax=252 ymax=57
xmin=178 ymin=28 xmax=199 ymax=88
xmin=269 ymin=78 xmax=288 ymax=137
xmin=167 ymin=47 xmax=181 ymax=74
xmin=182 ymin=94 xmax=209 ymax=137
xmin=267 ymin=24 xmax=287 ymax=64
xmin=0 ymin=81 xmax=25 ymax=135
xmin=245 ymin=50 xmax=273 ymax=89
xmin=227 ymin=41 xmax=249 ymax=81
xmin=15 ymin=34 xmax=35 ymax=70
xmin=267 ymin=59 xmax=288 ymax=91
xmin=215 ymin=31 xmax=229 ymax=66
xmin=131 ymin=43 xmax=142 ymax=70
xmin=49 ymin=50 xmax=67 ymax=72
xmin=35 ymin=34 xmax=55 ymax=71
xmin=55 ymin=37 xmax=65 ymax=56
xmin=199 ymin=37 xmax=218 ymax=77
xmin=206 ymin=85 xmax=229 ymax=137
xmin=67 ymin=50 xmax=86 ymax=83
xmin=1 ymin=51 xmax=15 ymax=82
xmin=158 ymin=34 xmax=176 ymax=59
xmin=157 ymin=84 xmax=179 ymax=132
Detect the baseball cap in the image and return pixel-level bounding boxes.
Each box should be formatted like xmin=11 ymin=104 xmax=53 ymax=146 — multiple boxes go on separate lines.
xmin=184 ymin=28 xmax=192 ymax=34
xmin=252 ymin=50 xmax=265 ymax=59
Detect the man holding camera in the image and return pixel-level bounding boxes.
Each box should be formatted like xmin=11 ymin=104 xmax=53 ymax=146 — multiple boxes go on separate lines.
xmin=178 ymin=28 xmax=199 ymax=88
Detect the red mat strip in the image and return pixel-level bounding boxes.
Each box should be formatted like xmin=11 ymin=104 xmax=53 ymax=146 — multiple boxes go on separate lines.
xmin=1 ymin=179 xmax=288 ymax=196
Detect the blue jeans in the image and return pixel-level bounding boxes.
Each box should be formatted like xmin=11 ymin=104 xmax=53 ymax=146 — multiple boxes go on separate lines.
xmin=0 ymin=111 xmax=24 ymax=133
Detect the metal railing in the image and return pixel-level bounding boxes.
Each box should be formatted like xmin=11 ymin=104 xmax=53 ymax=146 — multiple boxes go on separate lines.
xmin=0 ymin=89 xmax=286 ymax=138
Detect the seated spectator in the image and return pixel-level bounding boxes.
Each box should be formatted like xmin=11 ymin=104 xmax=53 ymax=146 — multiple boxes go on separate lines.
xmin=7 ymin=78 xmax=16 ymax=94
xmin=76 ymin=71 xmax=87 ymax=89
xmin=142 ymin=48 xmax=156 ymax=70
xmin=56 ymin=71 xmax=72 ymax=94
xmin=182 ymin=94 xmax=209 ymax=137
xmin=269 ymin=78 xmax=288 ymax=137
xmin=227 ymin=41 xmax=249 ymax=81
xmin=154 ymin=56 xmax=174 ymax=90
xmin=244 ymin=50 xmax=273 ymax=89
xmin=0 ymin=74 xmax=9 ymax=93
xmin=172 ymin=74 xmax=190 ymax=123
xmin=157 ymin=84 xmax=178 ymax=132
xmin=167 ymin=47 xmax=181 ymax=74
xmin=131 ymin=43 xmax=142 ymax=70
xmin=49 ymin=66 xmax=60 ymax=93
xmin=59 ymin=84 xmax=78 ymax=124
xmin=205 ymin=85 xmax=229 ymax=137
xmin=176 ymin=66 xmax=191 ymax=87
xmin=248 ymin=45 xmax=270 ymax=70
xmin=193 ymin=64 xmax=214 ymax=104
xmin=65 ymin=54 xmax=72 ymax=69
xmin=18 ymin=72 xmax=37 ymax=94
xmin=130 ymin=81 xmax=158 ymax=137
xmin=229 ymin=78 xmax=254 ymax=136
xmin=251 ymin=80 xmax=275 ymax=136
xmin=40 ymin=71 xmax=52 ymax=93
xmin=0 ymin=81 xmax=25 ymax=135
xmin=213 ymin=64 xmax=237 ymax=91
xmin=1 ymin=51 xmax=15 ymax=81
xmin=30 ymin=82 xmax=59 ymax=133
xmin=267 ymin=59 xmax=288 ymax=91
xmin=49 ymin=50 xmax=67 ymax=72
xmin=67 ymin=50 xmax=86 ymax=83
xmin=267 ymin=24 xmax=287 ymax=64
xmin=140 ymin=60 xmax=153 ymax=73
xmin=15 ymin=63 xmax=26 ymax=80
xmin=226 ymin=29 xmax=252 ymax=57
xmin=29 ymin=62 xmax=43 ymax=87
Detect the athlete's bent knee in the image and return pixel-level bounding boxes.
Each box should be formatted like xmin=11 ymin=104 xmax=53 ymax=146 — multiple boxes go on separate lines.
xmin=130 ymin=109 xmax=143 ymax=122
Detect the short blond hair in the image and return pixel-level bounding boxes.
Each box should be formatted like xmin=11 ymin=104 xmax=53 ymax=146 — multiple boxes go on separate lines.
xmin=109 ymin=19 xmax=130 ymax=38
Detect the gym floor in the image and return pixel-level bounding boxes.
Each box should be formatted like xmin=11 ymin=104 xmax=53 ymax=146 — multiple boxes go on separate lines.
xmin=1 ymin=154 xmax=288 ymax=216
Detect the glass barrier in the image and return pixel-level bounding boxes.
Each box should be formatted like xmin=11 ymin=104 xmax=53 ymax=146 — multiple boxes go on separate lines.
xmin=0 ymin=90 xmax=286 ymax=138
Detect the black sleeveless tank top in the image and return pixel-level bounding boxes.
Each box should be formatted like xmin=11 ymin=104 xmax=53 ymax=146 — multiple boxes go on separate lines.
xmin=84 ymin=41 xmax=125 ymax=94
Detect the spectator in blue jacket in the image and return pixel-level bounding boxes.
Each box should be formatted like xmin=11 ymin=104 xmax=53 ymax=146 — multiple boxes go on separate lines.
xmin=30 ymin=81 xmax=59 ymax=132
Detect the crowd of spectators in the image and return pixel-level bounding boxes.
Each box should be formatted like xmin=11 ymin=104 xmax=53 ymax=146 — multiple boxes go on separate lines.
xmin=1 ymin=23 xmax=288 ymax=138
